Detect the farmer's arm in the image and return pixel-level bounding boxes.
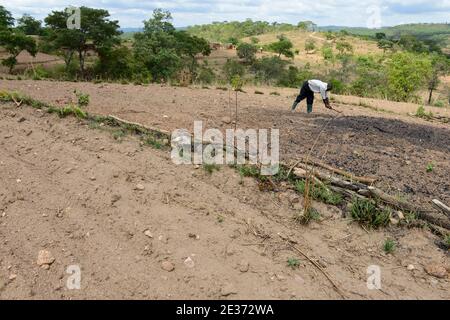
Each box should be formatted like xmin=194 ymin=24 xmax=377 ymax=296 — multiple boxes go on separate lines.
xmin=323 ymin=98 xmax=332 ymax=109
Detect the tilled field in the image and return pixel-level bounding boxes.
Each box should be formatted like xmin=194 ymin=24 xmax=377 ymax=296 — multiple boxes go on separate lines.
xmin=0 ymin=80 xmax=449 ymax=299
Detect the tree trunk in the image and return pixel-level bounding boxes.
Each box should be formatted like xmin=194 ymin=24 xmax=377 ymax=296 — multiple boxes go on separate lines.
xmin=428 ymin=88 xmax=433 ymax=105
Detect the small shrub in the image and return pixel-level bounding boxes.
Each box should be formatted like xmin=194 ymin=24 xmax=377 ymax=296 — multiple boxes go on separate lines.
xmin=383 ymin=239 xmax=396 ymax=254
xmin=144 ymin=136 xmax=163 ymax=149
xmin=75 ymin=90 xmax=90 ymax=107
xmin=426 ymin=162 xmax=435 ymax=173
xmin=445 ymin=234 xmax=450 ymax=248
xmin=287 ymin=258 xmax=301 ymax=269
xmin=270 ymin=91 xmax=280 ymax=96
xmin=112 ymin=129 xmax=126 ymax=141
xmin=434 ymin=100 xmax=445 ymax=108
xmin=350 ymin=197 xmax=391 ymax=229
xmin=415 ymin=106 xmax=433 ymax=120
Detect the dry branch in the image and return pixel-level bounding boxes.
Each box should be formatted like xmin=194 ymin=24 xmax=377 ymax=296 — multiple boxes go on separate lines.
xmin=294 ymin=164 xmax=367 ymax=191
xmin=304 ymin=159 xmax=377 ymax=185
xmin=432 ymin=199 xmax=450 ymax=218
xmin=366 ymin=187 xmax=450 ymax=230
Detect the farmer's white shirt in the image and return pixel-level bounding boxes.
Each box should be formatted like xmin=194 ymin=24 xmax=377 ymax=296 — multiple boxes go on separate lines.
xmin=308 ymin=80 xmax=328 ymax=100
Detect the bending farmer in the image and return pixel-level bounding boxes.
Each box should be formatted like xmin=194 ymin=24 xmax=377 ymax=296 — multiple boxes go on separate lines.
xmin=291 ymin=80 xmax=333 ymax=113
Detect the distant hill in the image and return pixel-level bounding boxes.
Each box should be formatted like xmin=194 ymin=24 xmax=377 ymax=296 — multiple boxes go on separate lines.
xmin=319 ymin=23 xmax=450 ymax=49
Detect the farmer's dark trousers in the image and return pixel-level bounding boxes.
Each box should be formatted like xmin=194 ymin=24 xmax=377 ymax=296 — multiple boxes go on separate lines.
xmin=292 ymin=81 xmax=314 ymax=113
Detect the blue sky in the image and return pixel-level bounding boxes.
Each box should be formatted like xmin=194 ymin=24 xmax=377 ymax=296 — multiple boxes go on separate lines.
xmin=2 ymin=0 xmax=449 ymax=28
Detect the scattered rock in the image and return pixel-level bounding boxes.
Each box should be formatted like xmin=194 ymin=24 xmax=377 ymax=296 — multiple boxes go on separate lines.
xmin=65 ymin=168 xmax=74 ymax=174
xmin=161 ymin=261 xmax=175 ymax=272
xmin=135 ymin=184 xmax=145 ymax=191
xmin=184 ymin=257 xmax=195 ymax=269
xmin=407 ymin=264 xmax=415 ymax=271
xmin=111 ymin=194 xmax=121 ymax=205
xmin=239 ymin=260 xmax=249 ymax=273
xmin=220 ymin=283 xmax=237 ymax=296
xmin=144 ymin=230 xmax=153 ymax=238
xmin=89 ymin=176 xmax=96 ymax=181
xmin=37 ymin=250 xmax=55 ymax=267
xmin=8 ymin=274 xmax=17 ymax=281
xmin=18 ymin=117 xmax=26 ymax=123
xmin=425 ymin=264 xmax=448 ymax=279
xmin=221 ymin=116 xmax=232 ymax=124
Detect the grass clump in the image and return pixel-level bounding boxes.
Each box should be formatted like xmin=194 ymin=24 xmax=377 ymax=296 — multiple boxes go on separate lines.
xmin=143 ymin=135 xmax=163 ymax=149
xmin=295 ymin=180 xmax=343 ymax=205
xmin=415 ymin=106 xmax=433 ymax=120
xmin=270 ymin=91 xmax=280 ymax=96
xmin=203 ymin=163 xmax=221 ymax=174
xmin=287 ymin=258 xmax=301 ymax=269
xmin=383 ymin=239 xmax=396 ymax=254
xmin=75 ymin=90 xmax=90 ymax=107
xmin=295 ymin=207 xmax=321 ymax=225
xmin=426 ymin=162 xmax=435 ymax=173
xmin=350 ymin=197 xmax=391 ymax=229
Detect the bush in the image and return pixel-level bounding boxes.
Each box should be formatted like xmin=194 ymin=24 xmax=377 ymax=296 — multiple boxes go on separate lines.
xmin=237 ymin=43 xmax=257 ymax=64
xmin=295 ymin=180 xmax=343 ymax=205
xmin=196 ymin=66 xmax=216 ymax=84
xmin=251 ymin=56 xmax=288 ymax=85
xmin=223 ymin=59 xmax=245 ymax=82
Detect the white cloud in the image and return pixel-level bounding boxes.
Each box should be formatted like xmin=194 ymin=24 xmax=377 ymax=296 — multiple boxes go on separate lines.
xmin=1 ymin=0 xmax=449 ymax=27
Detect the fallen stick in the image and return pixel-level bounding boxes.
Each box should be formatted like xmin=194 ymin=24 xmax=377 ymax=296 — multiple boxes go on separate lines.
xmin=11 ymin=95 xmax=23 ymax=107
xmin=367 ymin=187 xmax=450 ymax=230
xmin=107 ymin=115 xmax=171 ymax=138
xmin=294 ymin=164 xmax=367 ymax=192
xmin=281 ymin=238 xmax=346 ymax=299
xmin=304 ymin=159 xmax=377 ymax=185
xmin=432 ymin=199 xmax=450 ymax=218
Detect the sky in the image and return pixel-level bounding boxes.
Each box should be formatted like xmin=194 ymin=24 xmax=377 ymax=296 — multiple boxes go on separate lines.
xmin=2 ymin=0 xmax=450 ymax=28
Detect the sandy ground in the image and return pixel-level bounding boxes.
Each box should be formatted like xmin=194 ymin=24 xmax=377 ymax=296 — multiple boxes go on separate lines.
xmin=0 ymin=80 xmax=449 ymax=300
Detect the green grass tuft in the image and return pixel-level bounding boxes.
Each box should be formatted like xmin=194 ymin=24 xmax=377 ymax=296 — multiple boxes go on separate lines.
xmin=350 ymin=197 xmax=391 ymax=229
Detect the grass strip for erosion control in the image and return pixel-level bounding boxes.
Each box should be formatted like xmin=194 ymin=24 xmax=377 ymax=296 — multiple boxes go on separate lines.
xmin=0 ymin=90 xmax=171 ymax=150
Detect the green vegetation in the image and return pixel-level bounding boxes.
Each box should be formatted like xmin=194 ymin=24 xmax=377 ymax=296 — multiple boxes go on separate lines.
xmin=296 ymin=207 xmax=321 ymax=225
xmin=203 ymin=163 xmax=221 ymax=174
xmin=287 ymin=258 xmax=301 ymax=269
xmin=295 ymin=180 xmax=343 ymax=205
xmin=186 ymin=19 xmax=298 ymax=43
xmin=1 ymin=5 xmax=449 ymax=105
xmin=415 ymin=105 xmax=434 ymax=120
xmin=0 ymin=8 xmax=37 ymax=73
xmin=350 ymin=197 xmax=391 ymax=229
xmin=426 ymin=162 xmax=435 ymax=173
xmin=383 ymin=239 xmax=396 ymax=254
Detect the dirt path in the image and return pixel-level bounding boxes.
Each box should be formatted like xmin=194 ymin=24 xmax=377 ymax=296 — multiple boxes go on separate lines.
xmin=0 ymin=100 xmax=449 ymax=299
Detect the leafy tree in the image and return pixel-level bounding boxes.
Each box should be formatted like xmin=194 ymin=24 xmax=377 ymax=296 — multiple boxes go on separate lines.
xmin=17 ymin=14 xmax=42 ymax=35
xmin=175 ymin=31 xmax=211 ymax=75
xmin=375 ymin=32 xmax=386 ymax=40
xmin=427 ymin=54 xmax=449 ymax=104
xmin=237 ymin=42 xmax=257 ymax=64
xmin=0 ymin=30 xmax=37 ymax=73
xmin=305 ymin=39 xmax=316 ymax=53
xmin=0 ymin=5 xmax=14 ymax=29
xmin=133 ymin=9 xmax=211 ymax=82
xmin=44 ymin=7 xmax=121 ymax=77
xmin=386 ymin=52 xmax=433 ymax=101
xmin=377 ymin=39 xmax=394 ymax=53
xmin=268 ymin=35 xmax=294 ymax=58
xmin=251 ymin=56 xmax=288 ymax=84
